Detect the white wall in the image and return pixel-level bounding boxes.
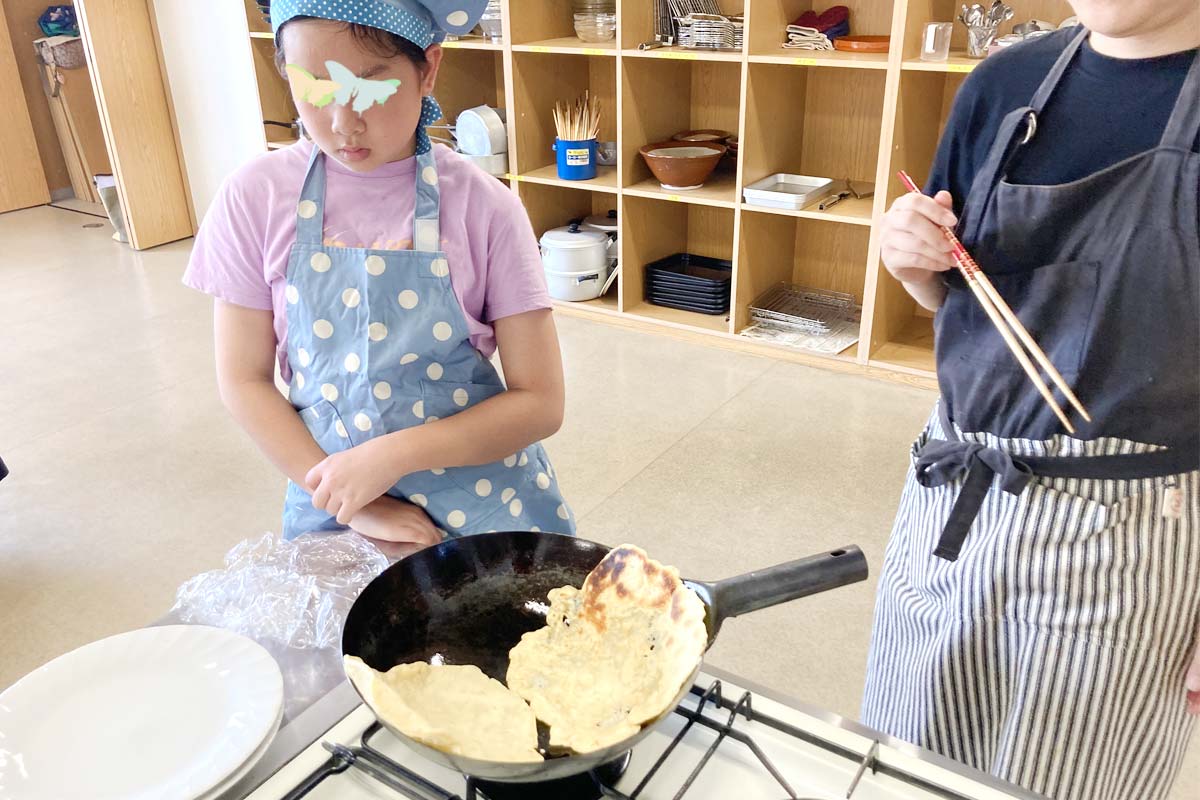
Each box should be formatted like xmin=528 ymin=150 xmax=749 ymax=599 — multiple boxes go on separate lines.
xmin=152 ymin=1 xmax=264 ymax=220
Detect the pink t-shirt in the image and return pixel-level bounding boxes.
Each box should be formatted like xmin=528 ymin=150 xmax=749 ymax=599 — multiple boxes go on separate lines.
xmin=183 ymin=141 xmax=550 ymax=380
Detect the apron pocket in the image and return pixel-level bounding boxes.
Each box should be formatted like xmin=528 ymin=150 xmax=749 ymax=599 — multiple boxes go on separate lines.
xmin=297 ymin=399 xmax=353 ymax=455
xmin=964 ymin=259 xmax=1101 ymax=374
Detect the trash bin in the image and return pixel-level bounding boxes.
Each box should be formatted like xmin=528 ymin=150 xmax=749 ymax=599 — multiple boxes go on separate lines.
xmin=93 ymin=174 xmax=128 ymax=243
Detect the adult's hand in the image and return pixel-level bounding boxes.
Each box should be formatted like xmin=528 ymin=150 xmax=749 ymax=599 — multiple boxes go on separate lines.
xmin=879 ymin=190 xmax=958 ymax=311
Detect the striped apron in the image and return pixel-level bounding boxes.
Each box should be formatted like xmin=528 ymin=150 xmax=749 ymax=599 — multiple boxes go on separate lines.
xmin=863 ymin=30 xmax=1200 ymax=800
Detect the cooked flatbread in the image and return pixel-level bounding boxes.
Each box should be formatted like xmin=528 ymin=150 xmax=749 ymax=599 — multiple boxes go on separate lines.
xmin=506 ymin=544 xmax=708 ymax=754
xmin=343 ymin=655 xmax=542 ymax=762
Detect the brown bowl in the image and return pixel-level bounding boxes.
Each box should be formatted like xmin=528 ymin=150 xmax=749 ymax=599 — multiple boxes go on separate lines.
xmin=639 ymin=141 xmax=727 ymax=190
xmin=672 ymin=129 xmax=734 ymax=143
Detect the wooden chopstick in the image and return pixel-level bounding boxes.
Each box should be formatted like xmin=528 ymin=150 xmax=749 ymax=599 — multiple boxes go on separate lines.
xmin=896 ymin=171 xmax=1091 ymax=433
xmin=554 ymin=93 xmax=601 ymax=141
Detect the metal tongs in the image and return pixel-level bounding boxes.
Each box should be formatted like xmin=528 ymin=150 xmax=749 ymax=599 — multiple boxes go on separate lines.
xmin=818 ymin=178 xmax=875 ymax=211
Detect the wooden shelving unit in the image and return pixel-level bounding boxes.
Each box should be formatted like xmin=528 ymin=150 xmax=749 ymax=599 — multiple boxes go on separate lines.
xmin=239 ymin=0 xmax=1074 ymax=387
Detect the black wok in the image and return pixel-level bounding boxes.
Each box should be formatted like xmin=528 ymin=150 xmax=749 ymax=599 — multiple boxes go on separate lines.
xmin=342 ymin=532 xmax=867 ymax=782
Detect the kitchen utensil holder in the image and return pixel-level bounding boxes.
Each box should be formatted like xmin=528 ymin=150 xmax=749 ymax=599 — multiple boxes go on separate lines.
xmin=554 ymin=138 xmax=598 ymax=180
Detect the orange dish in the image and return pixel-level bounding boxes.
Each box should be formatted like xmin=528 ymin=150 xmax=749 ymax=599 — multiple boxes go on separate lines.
xmin=832 ymin=35 xmax=891 ymax=53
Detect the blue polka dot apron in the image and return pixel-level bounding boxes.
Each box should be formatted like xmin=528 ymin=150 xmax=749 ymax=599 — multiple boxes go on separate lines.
xmin=280 ymin=145 xmax=576 ymax=540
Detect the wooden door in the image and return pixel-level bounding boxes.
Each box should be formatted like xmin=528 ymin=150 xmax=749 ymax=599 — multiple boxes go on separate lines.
xmin=0 ymin=9 xmax=50 ymax=213
xmin=76 ymin=0 xmax=193 ymax=249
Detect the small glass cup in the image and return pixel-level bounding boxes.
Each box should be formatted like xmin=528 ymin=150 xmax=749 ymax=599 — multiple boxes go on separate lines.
xmin=920 ymin=22 xmax=954 ymax=62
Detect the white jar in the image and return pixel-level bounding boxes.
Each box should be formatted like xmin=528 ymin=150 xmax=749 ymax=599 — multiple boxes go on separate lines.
xmin=539 ymin=224 xmax=614 ymax=302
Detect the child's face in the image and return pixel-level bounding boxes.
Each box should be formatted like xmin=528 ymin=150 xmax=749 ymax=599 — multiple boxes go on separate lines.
xmin=282 ymin=20 xmax=442 ymax=172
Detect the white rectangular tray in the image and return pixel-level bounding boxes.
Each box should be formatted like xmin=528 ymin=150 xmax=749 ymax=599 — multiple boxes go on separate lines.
xmin=743 ymin=173 xmax=833 ymax=210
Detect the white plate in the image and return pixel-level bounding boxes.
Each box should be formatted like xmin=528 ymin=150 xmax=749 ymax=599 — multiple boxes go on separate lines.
xmin=194 ymin=702 xmax=283 ymax=800
xmin=0 ymin=625 xmax=284 ymax=800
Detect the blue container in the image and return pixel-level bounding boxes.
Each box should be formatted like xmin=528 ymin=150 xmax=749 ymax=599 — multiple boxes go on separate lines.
xmin=554 ymin=138 xmax=598 ymax=181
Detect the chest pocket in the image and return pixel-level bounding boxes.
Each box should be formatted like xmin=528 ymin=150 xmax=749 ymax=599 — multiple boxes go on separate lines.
xmin=947 ymin=259 xmax=1101 ymax=375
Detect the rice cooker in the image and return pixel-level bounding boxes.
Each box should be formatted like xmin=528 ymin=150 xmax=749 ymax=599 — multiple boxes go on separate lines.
xmin=540 ymin=222 xmax=615 ymax=302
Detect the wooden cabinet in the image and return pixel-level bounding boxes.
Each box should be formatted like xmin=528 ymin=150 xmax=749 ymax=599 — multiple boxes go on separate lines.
xmin=71 ymin=0 xmax=194 ymax=249
xmin=239 ymin=0 xmax=1074 ymax=386
xmin=0 ymin=9 xmax=50 ymax=213
xmin=40 ymin=60 xmax=111 ymax=205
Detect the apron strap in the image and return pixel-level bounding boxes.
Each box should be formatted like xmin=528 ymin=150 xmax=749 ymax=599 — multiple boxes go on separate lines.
xmin=1027 ymin=27 xmax=1089 ymax=115
xmin=295 ymin=144 xmax=327 ymax=246
xmin=958 ymin=28 xmax=1088 ymax=244
xmin=412 ymin=146 xmax=442 ymax=253
xmin=1160 ymin=49 xmax=1200 ymax=150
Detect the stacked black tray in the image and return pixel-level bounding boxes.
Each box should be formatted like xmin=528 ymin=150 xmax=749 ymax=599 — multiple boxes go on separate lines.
xmin=644 ymin=253 xmax=732 ymax=316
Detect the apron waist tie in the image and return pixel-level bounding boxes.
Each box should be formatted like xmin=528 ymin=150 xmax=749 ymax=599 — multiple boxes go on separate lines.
xmin=916 ymin=404 xmax=1200 ymax=562
xmin=915 ymin=441 xmax=1033 ymax=561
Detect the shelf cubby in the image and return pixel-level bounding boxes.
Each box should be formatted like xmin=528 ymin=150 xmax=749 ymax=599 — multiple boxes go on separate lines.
xmin=868 ymin=273 xmax=936 ymax=374
xmin=747 ymin=0 xmax=895 ymax=66
xmin=620 ymin=194 xmax=735 ymax=333
xmin=741 ymin=62 xmax=885 ymax=223
xmin=249 ymin=37 xmax=298 ymax=147
xmin=511 ymin=51 xmax=617 ymax=185
xmin=621 ymin=56 xmax=742 ymax=206
xmin=865 ymin=66 xmax=965 ymax=373
xmin=519 ymin=182 xmax=621 ymax=315
xmin=621 ymin=0 xmax=747 ymax=56
xmin=244 ymin=0 xmax=271 ymax=35
xmin=432 ymin=47 xmax=507 ymax=133
xmin=511 ymin=0 xmax=618 ymax=52
xmin=735 ymin=209 xmax=869 ymax=358
xmin=898 ymin=0 xmax=1074 ymax=65
xmin=886 ymin=69 xmax=967 ymax=204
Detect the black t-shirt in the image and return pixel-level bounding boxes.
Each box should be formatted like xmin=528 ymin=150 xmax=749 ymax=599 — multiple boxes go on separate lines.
xmin=926 ymin=29 xmax=1199 ymax=447
xmin=927 ymin=29 xmax=1198 ymax=215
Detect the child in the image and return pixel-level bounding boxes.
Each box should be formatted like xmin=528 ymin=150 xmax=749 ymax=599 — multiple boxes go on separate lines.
xmin=184 ymin=0 xmax=576 ymax=548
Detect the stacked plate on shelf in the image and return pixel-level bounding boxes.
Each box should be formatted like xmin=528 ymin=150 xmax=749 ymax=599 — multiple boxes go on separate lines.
xmin=645 ymin=253 xmax=732 ymax=315
xmin=0 ymin=626 xmax=285 ymax=800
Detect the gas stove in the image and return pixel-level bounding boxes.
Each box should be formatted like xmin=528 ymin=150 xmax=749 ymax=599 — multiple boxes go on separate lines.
xmin=239 ymin=666 xmax=1042 ymax=800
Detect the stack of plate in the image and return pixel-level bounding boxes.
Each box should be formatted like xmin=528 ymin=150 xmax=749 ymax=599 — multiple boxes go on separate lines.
xmin=645 ymin=253 xmax=732 ymax=315
xmin=0 ymin=626 xmax=284 ymax=800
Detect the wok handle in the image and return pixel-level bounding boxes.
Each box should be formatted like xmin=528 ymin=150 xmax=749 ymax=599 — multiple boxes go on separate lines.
xmin=691 ymin=545 xmax=868 ymax=640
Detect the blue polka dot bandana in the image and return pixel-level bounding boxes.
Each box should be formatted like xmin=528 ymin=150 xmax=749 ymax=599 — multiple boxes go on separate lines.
xmin=415 ymin=94 xmax=442 ymax=155
xmin=272 ymin=0 xmax=475 ymax=154
xmin=270 ymin=0 xmax=488 ymax=47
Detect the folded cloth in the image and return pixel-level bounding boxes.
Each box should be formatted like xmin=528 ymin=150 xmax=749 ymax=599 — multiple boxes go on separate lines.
xmin=824 ymin=19 xmax=851 ymax=41
xmin=783 ymin=38 xmax=833 ymax=50
xmin=784 ymin=26 xmax=833 ymax=50
xmin=787 ymin=24 xmax=822 ymax=38
xmin=792 ymin=5 xmax=849 ymax=33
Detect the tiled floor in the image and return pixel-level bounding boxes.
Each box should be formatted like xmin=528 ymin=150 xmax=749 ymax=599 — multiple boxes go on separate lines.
xmin=1 ymin=205 xmax=1195 ymax=796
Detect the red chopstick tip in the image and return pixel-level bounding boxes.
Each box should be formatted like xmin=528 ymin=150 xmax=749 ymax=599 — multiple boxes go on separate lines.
xmin=896 ymin=170 xmax=920 ymax=194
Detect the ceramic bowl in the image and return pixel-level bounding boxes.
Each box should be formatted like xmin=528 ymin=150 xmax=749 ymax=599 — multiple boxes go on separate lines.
xmin=638 ymin=141 xmax=727 ymax=190
xmin=671 ymin=129 xmax=734 ymax=144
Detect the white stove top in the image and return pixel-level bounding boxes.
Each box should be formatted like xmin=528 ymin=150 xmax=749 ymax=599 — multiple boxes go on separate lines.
xmin=242 ymin=669 xmax=1042 ymax=800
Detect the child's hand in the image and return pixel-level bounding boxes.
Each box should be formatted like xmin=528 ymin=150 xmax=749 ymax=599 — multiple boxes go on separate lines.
xmin=350 ymin=495 xmax=441 ymax=559
xmin=307 ymin=436 xmax=403 ymax=523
